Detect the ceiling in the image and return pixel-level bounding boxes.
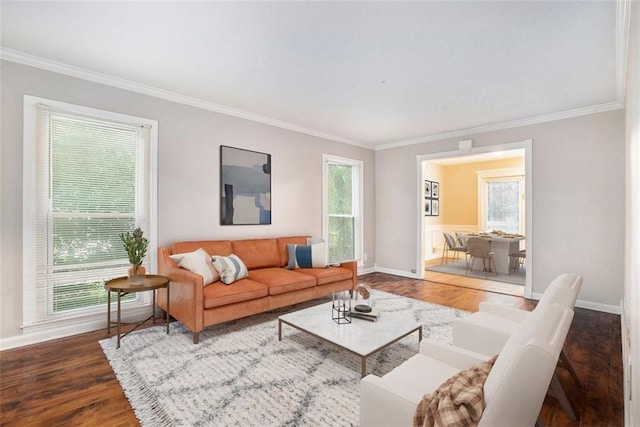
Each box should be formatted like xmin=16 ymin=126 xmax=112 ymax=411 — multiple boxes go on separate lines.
xmin=0 ymin=1 xmax=628 ymax=150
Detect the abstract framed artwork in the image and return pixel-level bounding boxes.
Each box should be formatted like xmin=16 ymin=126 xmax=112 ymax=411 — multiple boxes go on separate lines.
xmin=424 ymin=198 xmax=431 ymax=216
xmin=220 ymin=145 xmax=271 ymax=225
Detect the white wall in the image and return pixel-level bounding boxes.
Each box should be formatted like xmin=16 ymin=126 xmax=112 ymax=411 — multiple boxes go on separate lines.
xmin=623 ymin=1 xmax=639 ymax=424
xmin=376 ymin=110 xmax=625 ymax=311
xmin=0 ymin=60 xmax=376 ymax=341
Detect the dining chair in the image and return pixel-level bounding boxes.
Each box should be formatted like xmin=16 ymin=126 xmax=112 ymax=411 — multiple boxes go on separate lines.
xmin=465 ymin=237 xmax=497 ymax=277
xmin=455 ymin=231 xmax=468 ymax=247
xmin=509 ymin=249 xmax=526 ymax=273
xmin=440 ymin=232 xmax=468 ymax=265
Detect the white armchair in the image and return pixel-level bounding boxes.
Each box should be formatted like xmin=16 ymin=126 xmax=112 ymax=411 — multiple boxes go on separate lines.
xmin=360 ymin=303 xmax=574 ymax=427
xmin=452 ymin=273 xmax=583 ymax=420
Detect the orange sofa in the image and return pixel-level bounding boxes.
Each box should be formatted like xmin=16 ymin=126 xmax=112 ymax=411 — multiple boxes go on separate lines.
xmin=157 ymin=236 xmax=357 ymax=343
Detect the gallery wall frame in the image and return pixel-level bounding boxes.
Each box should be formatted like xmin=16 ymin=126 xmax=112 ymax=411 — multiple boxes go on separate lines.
xmin=424 ymin=179 xmax=439 ymax=216
xmin=220 ymin=145 xmax=272 ymax=225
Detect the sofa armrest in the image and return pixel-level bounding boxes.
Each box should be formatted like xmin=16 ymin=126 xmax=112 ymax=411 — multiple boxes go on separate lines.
xmin=339 ymin=260 xmax=357 ymax=290
xmin=157 ymin=247 xmax=204 ymax=338
xmin=478 ymin=302 xmax=530 ymax=322
xmin=419 ymin=338 xmax=490 ymax=370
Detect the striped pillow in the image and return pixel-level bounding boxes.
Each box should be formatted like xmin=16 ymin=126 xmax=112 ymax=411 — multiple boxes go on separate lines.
xmin=286 ymin=243 xmax=328 ymax=269
xmin=211 ymin=254 xmax=249 ymax=285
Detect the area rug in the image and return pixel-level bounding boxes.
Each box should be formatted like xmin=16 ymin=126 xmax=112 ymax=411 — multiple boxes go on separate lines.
xmin=427 ymin=259 xmax=526 ymax=286
xmin=100 ymin=290 xmax=468 ymax=426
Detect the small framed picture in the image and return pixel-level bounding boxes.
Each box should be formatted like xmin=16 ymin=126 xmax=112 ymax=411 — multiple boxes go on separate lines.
xmin=431 ymin=182 xmax=439 ymax=199
xmin=431 ymin=199 xmax=439 ymax=216
xmin=424 ymin=198 xmax=432 ymax=216
xmin=424 ymin=180 xmax=432 ymax=198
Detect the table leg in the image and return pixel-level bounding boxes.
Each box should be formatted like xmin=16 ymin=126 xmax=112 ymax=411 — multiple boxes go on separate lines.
xmin=116 ymin=291 xmax=122 ymax=349
xmin=361 ymin=356 xmax=367 ymax=378
xmin=418 ymin=326 xmax=423 ymax=341
xmin=152 ymin=287 xmax=156 ymax=324
xmin=107 ymin=290 xmax=111 ymax=334
xmin=278 ymin=319 xmax=282 ymax=341
xmin=166 ymin=283 xmax=170 ymax=335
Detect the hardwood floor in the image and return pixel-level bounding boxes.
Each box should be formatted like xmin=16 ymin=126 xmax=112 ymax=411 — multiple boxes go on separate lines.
xmin=0 ymin=272 xmax=623 ymax=426
xmin=424 ymin=257 xmax=525 ymax=297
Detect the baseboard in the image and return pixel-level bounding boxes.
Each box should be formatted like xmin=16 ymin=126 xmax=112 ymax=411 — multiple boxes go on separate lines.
xmin=530 ymin=292 xmax=622 ymax=314
xmin=0 ymin=305 xmax=153 ymax=351
xmin=373 ymin=266 xmax=420 ymax=279
xmin=357 ymin=267 xmax=376 ymax=275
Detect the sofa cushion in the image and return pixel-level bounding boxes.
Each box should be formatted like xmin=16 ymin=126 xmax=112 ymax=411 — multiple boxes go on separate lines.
xmin=276 ymin=236 xmax=309 ymax=267
xmin=295 ymin=266 xmax=353 ymax=285
xmin=170 ymin=248 xmax=219 ymax=285
xmin=287 ymin=243 xmax=328 ymax=269
xmin=212 ymin=254 xmax=249 ymax=284
xmin=232 ymin=238 xmax=280 ymax=270
xmin=203 ymin=278 xmax=268 ymax=309
xmin=248 ymin=268 xmax=317 ymax=295
xmin=172 ymin=240 xmax=233 ymax=258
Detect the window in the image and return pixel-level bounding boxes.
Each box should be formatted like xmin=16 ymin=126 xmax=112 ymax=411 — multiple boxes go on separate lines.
xmin=23 ymin=96 xmax=157 ymax=329
xmin=322 ymin=155 xmax=363 ymax=264
xmin=477 ymin=168 xmax=525 ymax=234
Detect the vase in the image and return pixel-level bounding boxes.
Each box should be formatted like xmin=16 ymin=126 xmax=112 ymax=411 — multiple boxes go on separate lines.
xmin=127 ymin=265 xmax=146 ymax=285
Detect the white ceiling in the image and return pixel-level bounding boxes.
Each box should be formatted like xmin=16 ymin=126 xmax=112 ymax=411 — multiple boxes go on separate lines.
xmin=0 ymin=1 xmax=627 ymax=149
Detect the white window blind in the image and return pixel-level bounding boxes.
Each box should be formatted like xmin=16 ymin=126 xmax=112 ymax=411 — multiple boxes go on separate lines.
xmin=322 ymin=155 xmax=364 ymax=264
xmin=23 ymin=97 xmax=157 ymax=328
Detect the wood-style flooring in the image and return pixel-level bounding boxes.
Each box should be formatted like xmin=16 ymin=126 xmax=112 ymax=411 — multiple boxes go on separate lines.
xmin=0 ymin=272 xmax=623 ymax=426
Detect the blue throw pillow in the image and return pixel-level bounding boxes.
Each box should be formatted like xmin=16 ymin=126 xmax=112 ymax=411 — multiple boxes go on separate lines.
xmin=287 ymin=243 xmax=327 ymax=269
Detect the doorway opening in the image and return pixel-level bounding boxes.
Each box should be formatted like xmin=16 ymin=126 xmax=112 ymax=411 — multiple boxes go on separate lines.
xmin=416 ymin=140 xmax=532 ymax=298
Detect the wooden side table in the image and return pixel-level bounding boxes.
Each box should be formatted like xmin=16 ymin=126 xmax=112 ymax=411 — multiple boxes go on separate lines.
xmin=104 ymin=274 xmax=170 ymax=348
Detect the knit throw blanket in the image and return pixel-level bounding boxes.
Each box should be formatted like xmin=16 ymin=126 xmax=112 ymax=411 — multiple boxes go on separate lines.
xmin=413 ymin=355 xmax=498 ymax=427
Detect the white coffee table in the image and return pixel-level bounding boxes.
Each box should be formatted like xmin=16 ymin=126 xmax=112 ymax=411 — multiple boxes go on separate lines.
xmin=278 ymin=300 xmax=422 ymax=377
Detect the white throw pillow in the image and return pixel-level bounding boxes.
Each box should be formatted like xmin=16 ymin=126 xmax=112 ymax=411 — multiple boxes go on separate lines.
xmin=170 ymin=248 xmax=219 ymax=285
xmin=211 ymin=254 xmax=249 ymax=285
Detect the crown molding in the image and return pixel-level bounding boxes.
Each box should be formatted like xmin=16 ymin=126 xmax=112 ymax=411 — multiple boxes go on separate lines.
xmin=2 ymin=15 xmax=629 ymax=154
xmin=378 ymin=0 xmax=630 ymax=152
xmin=375 ymin=101 xmax=624 ymax=151
xmin=0 ymin=48 xmax=370 ymax=149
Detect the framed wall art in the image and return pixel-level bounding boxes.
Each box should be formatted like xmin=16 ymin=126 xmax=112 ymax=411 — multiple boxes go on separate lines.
xmin=220 ymin=145 xmax=271 ymax=225
xmin=424 ymin=180 xmax=440 ymax=216
xmin=431 ymin=181 xmax=439 ymax=199
xmin=431 ymin=199 xmax=439 ymax=216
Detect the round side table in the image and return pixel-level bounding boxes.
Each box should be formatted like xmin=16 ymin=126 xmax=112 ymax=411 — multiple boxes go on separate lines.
xmin=104 ymin=274 xmax=170 ymax=348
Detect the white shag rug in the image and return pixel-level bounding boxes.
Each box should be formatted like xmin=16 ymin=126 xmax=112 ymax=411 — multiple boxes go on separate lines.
xmin=100 ymin=290 xmax=468 ymax=426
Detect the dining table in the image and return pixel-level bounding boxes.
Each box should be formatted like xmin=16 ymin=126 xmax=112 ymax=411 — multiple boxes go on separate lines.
xmin=464 ymin=233 xmax=525 ymax=274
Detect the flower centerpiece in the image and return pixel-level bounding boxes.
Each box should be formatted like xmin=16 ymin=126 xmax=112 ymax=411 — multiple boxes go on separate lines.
xmin=120 ymin=227 xmax=149 ymax=284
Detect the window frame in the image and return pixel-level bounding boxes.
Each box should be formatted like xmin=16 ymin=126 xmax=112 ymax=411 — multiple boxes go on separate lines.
xmin=477 ymin=167 xmax=525 ymax=234
xmin=322 ymin=154 xmax=364 ymax=266
xmin=22 ymin=95 xmax=158 ymax=332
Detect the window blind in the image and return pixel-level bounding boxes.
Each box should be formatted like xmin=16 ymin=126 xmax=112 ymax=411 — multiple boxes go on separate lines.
xmin=23 ymin=101 xmax=152 ymax=326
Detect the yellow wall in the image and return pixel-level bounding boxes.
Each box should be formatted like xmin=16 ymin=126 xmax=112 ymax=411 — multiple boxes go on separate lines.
xmin=437 ymin=157 xmax=524 ymax=226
